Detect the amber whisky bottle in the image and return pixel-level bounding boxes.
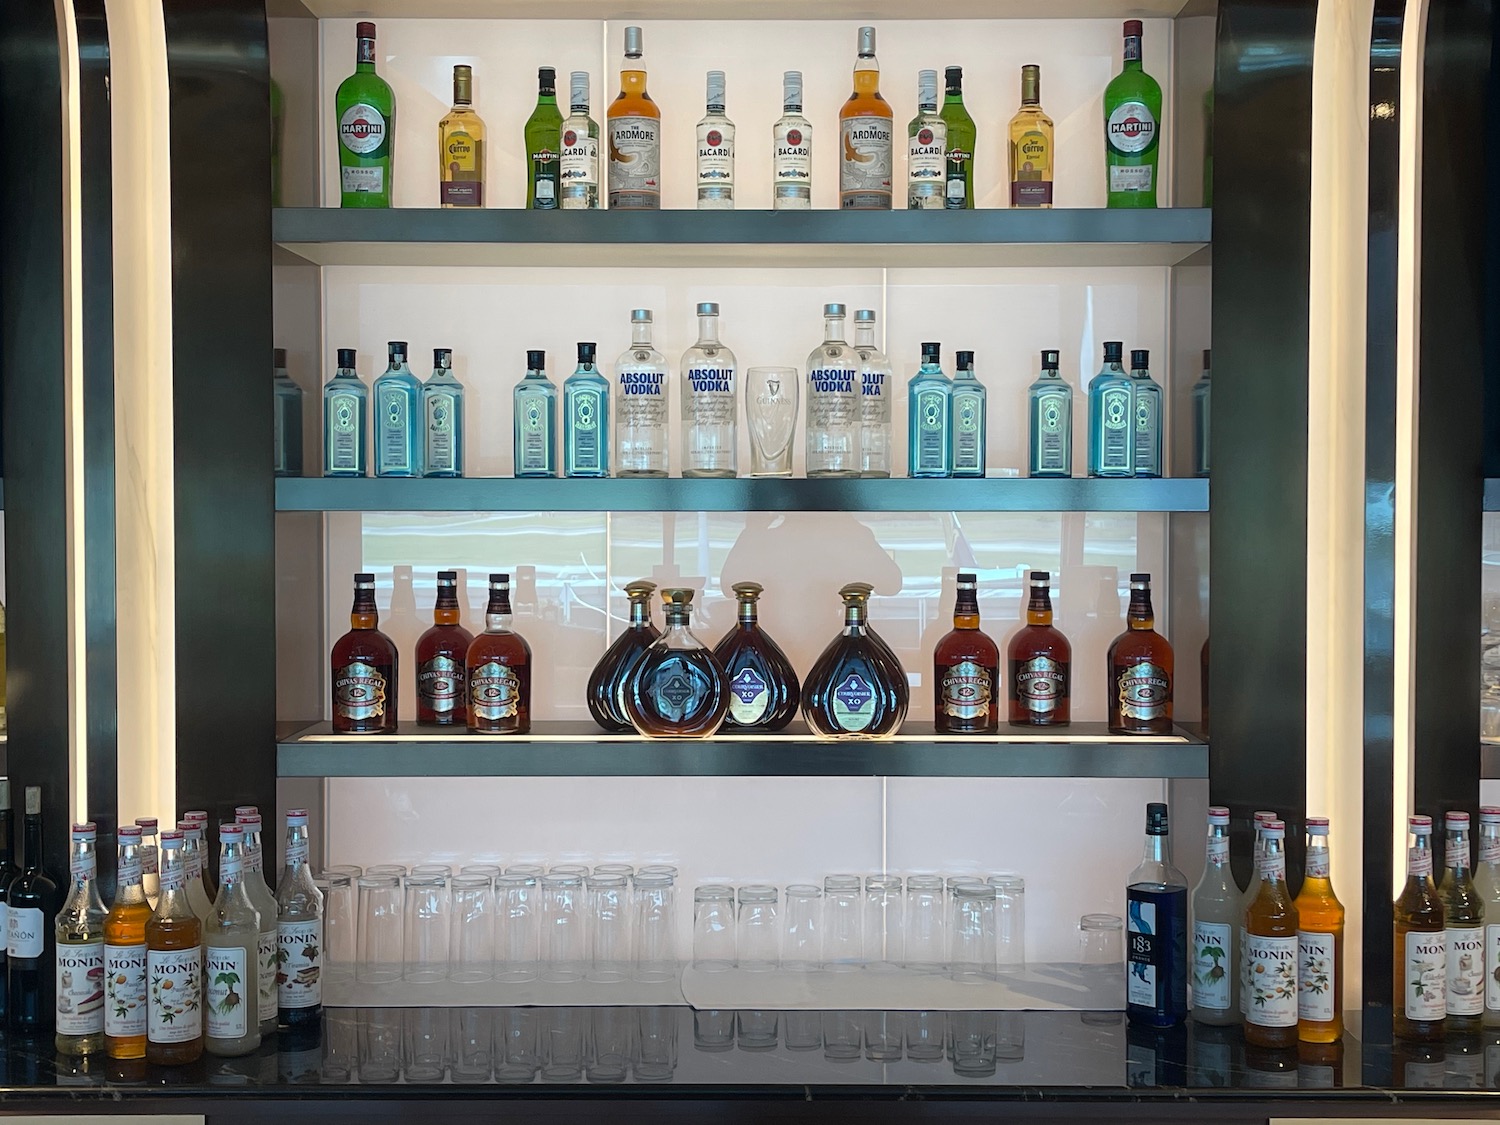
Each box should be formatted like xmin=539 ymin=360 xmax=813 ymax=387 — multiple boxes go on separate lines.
xmin=932 ymin=571 xmax=998 ymax=734
xmin=713 ymin=582 xmax=800 ymax=731
xmin=804 ymin=583 xmax=908 ymax=738
xmin=415 ymin=570 xmax=474 ymax=726
xmin=1007 ymin=570 xmax=1071 ymax=726
xmin=1107 ymin=572 xmax=1173 ymax=734
xmin=330 ymin=572 xmax=399 ymax=733
xmin=465 ymin=573 xmax=532 ymax=734
xmin=622 ymin=588 xmax=729 ymax=739
xmin=587 ymin=579 xmax=660 ymax=732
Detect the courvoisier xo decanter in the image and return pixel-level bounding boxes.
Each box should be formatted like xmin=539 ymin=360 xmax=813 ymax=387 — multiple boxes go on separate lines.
xmin=803 ymin=583 xmax=908 ymax=738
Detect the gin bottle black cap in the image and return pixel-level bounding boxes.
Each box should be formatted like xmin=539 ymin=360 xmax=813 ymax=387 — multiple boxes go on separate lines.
xmin=388 ymin=341 xmax=407 ymax=360
xmin=274 ymin=348 xmax=287 ymax=368
xmin=434 ymin=348 xmax=452 ymax=367
xmin=337 ymin=348 xmax=357 ymax=368
xmin=527 ymin=349 xmax=545 ymax=370
xmin=1145 ymin=802 xmax=1169 ymax=835
xmin=1131 ymin=349 xmax=1150 ymax=369
xmin=945 ymin=65 xmax=963 ymax=86
xmin=578 ymin=342 xmax=597 ymax=363
xmin=437 ymin=570 xmax=457 ymax=582
xmin=956 ymin=350 xmax=974 ymax=370
xmin=921 ymin=342 xmax=941 ymax=360
xmin=354 ymin=572 xmax=375 ymax=583
xmin=1031 ymin=570 xmax=1050 ymax=582
xmin=1103 ymin=341 xmax=1123 ymax=363
xmin=1041 ymin=349 xmax=1060 ymax=369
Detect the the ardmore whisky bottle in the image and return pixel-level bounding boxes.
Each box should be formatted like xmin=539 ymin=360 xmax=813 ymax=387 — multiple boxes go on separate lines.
xmin=713 ymin=582 xmax=800 ymax=732
xmin=336 ymin=22 xmax=394 ymax=207
xmin=1439 ymin=811 xmax=1485 ymax=1034
xmin=1243 ymin=820 xmax=1299 ymax=1049
xmin=1107 ymin=573 xmax=1172 ymax=734
xmin=416 ymin=570 xmax=474 ymax=726
xmin=438 ymin=64 xmax=485 ymax=207
xmin=55 ymin=822 xmax=106 ymax=1055
xmin=1007 ymin=570 xmax=1070 ymax=726
xmin=622 ymin=588 xmax=729 ymax=739
xmin=932 ymin=572 xmax=998 ymax=734
xmin=804 ymin=583 xmax=908 ymax=739
xmin=1394 ymin=815 xmax=1446 ymax=1041
xmin=839 ymin=27 xmax=893 ymax=210
xmin=607 ymin=27 xmax=661 ymax=210
xmin=331 ymin=572 xmax=398 ymax=734
xmin=466 ymin=574 xmax=532 ymax=734
xmin=587 ymin=580 xmax=660 ymax=732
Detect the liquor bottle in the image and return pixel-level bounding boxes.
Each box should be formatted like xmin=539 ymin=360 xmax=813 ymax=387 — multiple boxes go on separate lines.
xmin=373 ymin=341 xmax=423 ymax=478
xmin=231 ymin=809 xmax=280 ymax=1039
xmin=524 ymin=67 xmax=562 ymax=210
xmin=1239 ymin=811 xmax=1275 ymax=1019
xmin=1296 ymin=817 xmax=1344 ymax=1043
xmin=322 ymin=348 xmax=368 ymax=478
xmin=803 ymin=583 xmax=909 ymax=739
xmin=621 ymin=588 xmax=729 ymax=739
xmin=845 ymin=580 xmax=910 ymax=722
xmin=906 ymin=70 xmax=946 ymax=211
xmin=839 ymin=27 xmax=893 ymax=210
xmin=55 ymin=822 xmax=106 ymax=1055
xmin=514 ymin=349 xmax=559 ymax=478
xmin=563 ymin=342 xmax=610 ymax=478
xmin=183 ymin=810 xmax=215 ymax=900
xmin=1244 ymin=820 xmax=1299 ymax=1048
xmin=853 ymin=310 xmax=892 ymax=478
xmin=559 ymin=71 xmax=600 ymax=210
xmin=145 ymin=831 xmax=202 ymax=1066
xmin=1027 ymin=350 xmax=1073 ymax=477
xmin=1008 ymin=65 xmax=1054 ymax=208
xmin=8 ymin=787 xmax=59 ymax=1032
xmin=1478 ymin=807 xmax=1500 ymax=1028
xmin=0 ymin=781 xmax=18 ymax=1022
xmin=416 ymin=571 xmax=474 ymax=726
xmin=696 ymin=70 xmax=735 ymax=209
xmin=907 ymin=342 xmax=953 ymax=479
xmin=713 ymin=582 xmax=800 ymax=732
xmin=933 ymin=572 xmax=998 ymax=734
xmin=438 ymin=64 xmax=485 ymax=208
xmin=104 ymin=826 xmax=150 ymax=1061
xmin=607 ymin=27 xmax=660 ymax=211
xmin=681 ymin=303 xmax=737 ymax=478
xmin=1088 ymin=341 xmax=1134 ymax=477
xmin=135 ymin=817 xmax=159 ymax=908
xmin=422 ymin=348 xmax=465 ymax=478
xmin=1192 ymin=349 xmax=1211 ymax=477
xmin=331 ymin=572 xmax=399 ymax=735
xmin=1190 ymin=807 xmax=1238 ymax=1026
xmin=272 ymin=348 xmax=303 ymax=477
xmin=587 ymin=580 xmax=660 ymax=732
xmin=204 ymin=824 xmax=260 ymax=1057
xmin=276 ymin=810 xmax=323 ymax=1034
xmin=1394 ymin=814 xmax=1446 ymax=1041
xmin=1107 ymin=573 xmax=1173 ymax=734
xmin=806 ymin=304 xmax=861 ymax=478
xmin=1440 ymin=811 xmax=1485 ymax=1034
xmin=772 ymin=71 xmax=812 ymax=210
xmin=615 ymin=310 xmax=669 ymax=477
xmin=1129 ymin=349 xmax=1164 ymax=478
xmin=1007 ymin=570 xmax=1070 ymax=726
xmin=1126 ymin=802 xmax=1187 ymax=1028
xmin=466 ymin=573 xmax=532 ymax=735
xmin=1104 ymin=20 xmax=1162 ymax=208
xmin=336 ymin=22 xmax=394 ymax=208
xmin=178 ymin=820 xmax=213 ymax=921
xmin=949 ymin=350 xmax=986 ymax=477
xmin=940 ymin=66 xmax=976 ymax=210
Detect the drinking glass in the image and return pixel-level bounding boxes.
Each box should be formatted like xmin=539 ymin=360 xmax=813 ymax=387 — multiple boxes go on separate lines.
xmin=316 ymin=871 xmax=356 ymax=985
xmin=322 ymin=1009 xmax=358 ymax=1083
xmin=326 ymin=864 xmax=363 ymax=880
xmin=783 ymin=1010 xmax=822 ymax=1051
xmin=782 ymin=883 xmax=822 ymax=971
xmin=1079 ymin=913 xmax=1124 ymax=971
xmin=506 ymin=862 xmax=546 ymax=878
xmin=745 ymin=366 xmax=798 ymax=477
xmin=632 ymin=871 xmax=677 ymax=984
xmin=367 ymin=863 xmax=408 ymax=878
xmin=635 ymin=1006 xmax=678 ymax=1081
xmin=588 ymin=1006 xmax=633 ymax=1082
xmin=496 ymin=872 xmax=541 ymax=983
xmin=541 ymin=872 xmax=587 ymax=983
xmin=450 ymin=874 xmax=495 ymax=984
xmin=735 ymin=884 xmax=779 ymax=972
xmin=540 ymin=1007 xmax=586 ymax=1082
xmin=587 ymin=872 xmax=630 ymax=983
xmin=905 ymin=1010 xmax=946 ymax=1061
xmin=822 ymin=874 xmax=863 ymax=971
xmin=987 ymin=873 xmax=1026 ymax=973
xmin=412 ymin=863 xmax=453 ymax=879
xmin=950 ymin=881 xmax=997 ymax=983
xmin=594 ymin=862 xmax=635 ymax=877
xmin=693 ymin=1009 xmax=735 ymax=1053
xmin=356 ymin=874 xmax=403 ymax=985
xmin=450 ymin=1008 xmax=493 ymax=1082
xmin=737 ymin=1010 xmax=778 ymax=1051
xmin=823 ymin=1011 xmax=861 ymax=1060
xmin=404 ymin=1006 xmax=449 ymax=1082
xmin=403 ymin=873 xmax=451 ymax=983
xmin=550 ymin=862 xmax=591 ymax=878
xmin=903 ymin=874 xmax=946 ymax=971
xmin=864 ymin=1011 xmax=902 ymax=1061
xmin=638 ymin=863 xmax=679 ymax=878
xmin=950 ymin=1010 xmax=998 ymax=1077
xmin=864 ymin=875 xmax=903 ymax=970
xmin=692 ymin=884 xmax=736 ymax=971
xmin=997 ymin=1011 xmax=1026 ymax=1062
xmin=460 ymin=863 xmax=502 ymax=880
xmin=495 ymin=1007 xmax=540 ymax=1082
xmin=358 ymin=1008 xmax=403 ymax=1082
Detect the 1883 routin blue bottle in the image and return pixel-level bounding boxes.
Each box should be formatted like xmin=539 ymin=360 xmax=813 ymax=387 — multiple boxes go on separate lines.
xmin=1126 ymin=801 xmax=1188 ymax=1028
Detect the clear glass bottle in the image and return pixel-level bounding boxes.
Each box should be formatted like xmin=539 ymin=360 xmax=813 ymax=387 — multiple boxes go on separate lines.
xmin=615 ymin=310 xmax=669 ymax=477
xmin=1476 ymin=806 xmax=1500 ymax=1027
xmin=514 ymin=349 xmax=558 ymax=478
xmin=1192 ymin=348 xmax=1211 ymax=477
xmin=276 ymin=810 xmax=323 ymax=1034
xmin=949 ymin=350 xmax=986 ymax=478
xmin=524 ymin=66 xmax=562 ymax=210
xmin=607 ymin=26 xmax=661 ymax=211
xmin=145 ymin=831 xmax=202 ymax=1066
xmin=802 ymin=584 xmax=909 ymax=739
xmin=273 ymin=348 xmax=304 ymax=477
xmin=204 ymin=825 xmax=260 ymax=1057
xmin=1107 ymin=573 xmax=1174 ymax=735
xmin=713 ymin=582 xmax=801 ymax=732
xmin=1244 ymin=820 xmax=1299 ymax=1049
xmin=1007 ymin=570 xmax=1071 ymax=726
xmin=806 ymin=304 xmax=861 ymax=478
xmin=587 ymin=579 xmax=660 ymax=733
xmin=1126 ymin=802 xmax=1187 ymax=1028
xmin=1008 ymin=64 xmax=1054 ymax=208
xmin=1296 ymin=817 xmax=1344 ymax=1044
xmin=183 ymin=811 xmax=216 ymax=901
xmin=906 ymin=70 xmax=946 ymax=210
xmin=1129 ymin=348 xmax=1164 ymax=478
xmin=941 ymin=66 xmax=976 ymax=209
xmin=421 ymin=347 xmax=465 ymax=478
xmin=839 ymin=27 xmax=893 ymax=210
xmin=696 ymin=70 xmax=735 ymax=209
xmin=178 ymin=820 xmax=214 ymax=922
xmin=1440 ymin=811 xmax=1485 ymax=1034
xmin=559 ymin=71 xmax=600 ymax=210
xmin=373 ymin=340 xmax=424 ymax=478
xmin=1104 ymin=19 xmax=1163 ymax=208
xmin=681 ymin=303 xmax=737 ymax=478
xmin=438 ymin=64 xmax=486 ymax=207
xmin=1088 ymin=340 xmax=1135 ymax=477
xmin=232 ymin=809 xmax=280 ymax=1039
xmin=104 ymin=826 xmax=151 ymax=1060
xmin=322 ymin=348 xmax=368 ymax=478
xmin=772 ymin=70 xmax=812 ymax=210
xmin=1190 ymin=807 xmax=1238 ymax=1026
xmin=907 ymin=342 xmax=952 ymax=478
xmin=621 ymin=588 xmax=730 ymax=739
xmin=853 ymin=309 xmax=892 ymax=477
xmin=1394 ymin=815 xmax=1446 ymax=1041
xmin=135 ymin=816 xmax=160 ymax=908
xmin=465 ymin=573 xmax=533 ymax=735
xmin=564 ymin=342 xmax=611 ymax=478
xmin=1028 ymin=349 xmax=1073 ymax=477
xmin=55 ymin=823 xmax=106 ymax=1056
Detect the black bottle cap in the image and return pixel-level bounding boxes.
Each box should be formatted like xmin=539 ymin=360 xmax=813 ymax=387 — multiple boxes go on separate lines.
xmin=956 ymin=350 xmax=974 ymax=370
xmin=956 ymin=571 xmax=977 ymax=584
xmin=921 ymin=342 xmax=941 ymax=360
xmin=434 ymin=347 xmax=452 ymax=366
xmin=337 ymin=348 xmax=356 ymax=368
xmin=539 ymin=66 xmax=556 ymax=89
xmin=1145 ymin=802 xmax=1169 ymax=835
xmin=274 ymin=347 xmax=287 ymax=368
xmin=389 ymin=340 xmax=408 ymax=359
xmin=1103 ymin=341 xmax=1123 ymax=362
xmin=945 ymin=65 xmax=963 ymax=85
xmin=490 ymin=572 xmax=510 ymax=586
xmin=354 ymin=572 xmax=375 ymax=583
xmin=1041 ymin=349 xmax=1059 ymax=369
xmin=578 ymin=342 xmax=597 ymax=363
xmin=1031 ymin=570 xmax=1050 ymax=582
xmin=437 ymin=570 xmax=457 ymax=582
xmin=1203 ymin=348 xmax=1211 ymax=367
xmin=527 ymin=349 xmax=545 ymax=369
xmin=1130 ymin=572 xmax=1151 ymax=583
xmin=1131 ymin=349 xmax=1150 ymax=369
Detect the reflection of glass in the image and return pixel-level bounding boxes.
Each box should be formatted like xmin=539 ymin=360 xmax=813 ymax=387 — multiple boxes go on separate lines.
xmin=745 ymin=365 xmax=798 ymax=477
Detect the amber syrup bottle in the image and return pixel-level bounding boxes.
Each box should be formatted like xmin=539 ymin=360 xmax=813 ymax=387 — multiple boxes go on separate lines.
xmin=932 ymin=571 xmax=998 ymax=734
xmin=587 ymin=579 xmax=660 ymax=732
xmin=622 ymin=588 xmax=729 ymax=739
xmin=1107 ymin=572 xmax=1173 ymax=734
xmin=1007 ymin=570 xmax=1071 ymax=726
xmin=1244 ymin=820 xmax=1300 ymax=1048
xmin=713 ymin=582 xmax=800 ymax=732
xmin=803 ymin=583 xmax=908 ymax=738
xmin=1394 ymin=815 xmax=1446 ymax=1041
xmin=415 ymin=570 xmax=474 ymax=726
xmin=330 ymin=572 xmax=399 ymax=733
xmin=465 ymin=573 xmax=533 ymax=734
xmin=1295 ymin=817 xmax=1345 ymax=1044
xmin=145 ymin=832 xmax=203 ymax=1066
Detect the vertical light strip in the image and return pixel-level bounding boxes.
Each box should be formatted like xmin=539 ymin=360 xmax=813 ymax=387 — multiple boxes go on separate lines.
xmin=106 ymin=0 xmax=176 ymax=828
xmin=54 ymin=0 xmax=88 ymax=823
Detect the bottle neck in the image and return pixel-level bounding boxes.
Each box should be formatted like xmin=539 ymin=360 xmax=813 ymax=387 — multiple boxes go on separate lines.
xmin=1040 ymin=366 xmax=1060 ymax=381
xmin=696 ymin=316 xmax=721 ymax=346
xmin=575 ymin=358 xmax=598 ymax=375
xmin=1141 ymin=832 xmax=1169 ymax=867
xmin=157 ymin=852 xmax=196 ymax=918
xmin=823 ymin=317 xmax=847 ymax=346
xmin=944 ymin=82 xmax=963 ymax=104
xmin=1026 ymin=585 xmax=1054 ymax=625
xmin=1447 ymin=827 xmax=1473 ymax=877
xmin=1123 ymin=34 xmax=1143 ymax=68
xmin=1304 ymin=835 xmax=1331 ymax=883
xmin=853 ymin=53 xmax=881 ymax=94
xmin=68 ymin=838 xmax=98 ymax=899
xmin=356 ymin=36 xmax=375 ymax=71
xmin=351 ymin=589 xmax=378 ymax=629
xmin=663 ymin=606 xmax=692 ymax=630
xmin=855 ymin=324 xmax=876 ymax=349
xmin=952 ymin=587 xmax=979 ymax=629
xmin=621 ymin=67 xmax=648 ymax=96
xmin=23 ymin=811 xmax=42 ymax=875
xmin=843 ymin=603 xmax=867 ymax=633
xmin=783 ymin=98 xmax=802 ymax=115
xmin=1481 ymin=823 xmax=1500 ymax=866
xmin=486 ymin=590 xmax=514 ymax=632
xmin=631 ymin=323 xmax=654 ymax=348
xmin=434 ymin=586 xmax=461 ymax=625
xmin=1103 ymin=355 xmax=1125 ymax=375
xmin=628 ymin=597 xmax=652 ymax=628
xmin=115 ymin=843 xmax=147 ymax=904
xmin=1127 ymin=589 xmax=1155 ymax=630
xmin=536 ymin=87 xmax=557 ymax=107
xmin=1407 ymin=834 xmax=1435 ymax=882
xmin=919 ymin=359 xmax=943 ymax=377
xmin=282 ymin=825 xmax=311 ymax=880
xmin=737 ymin=598 xmax=758 ymax=626
xmin=1258 ymin=837 xmax=1288 ymax=888
xmin=1205 ymin=823 xmax=1229 ymax=869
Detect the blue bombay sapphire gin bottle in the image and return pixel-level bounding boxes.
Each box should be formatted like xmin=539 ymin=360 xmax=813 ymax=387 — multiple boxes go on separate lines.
xmin=949 ymin=349 xmax=986 ymax=477
xmin=1027 ymin=349 xmax=1073 ymax=477
xmin=563 ymin=341 xmax=610 ymax=477
xmin=906 ymin=342 xmax=952 ymax=478
xmin=1087 ymin=340 xmax=1134 ymax=478
xmin=422 ymin=348 xmax=465 ymax=477
xmin=1130 ymin=348 xmax=1163 ymax=478
xmin=513 ymin=349 xmax=558 ymax=477
xmin=322 ymin=347 xmax=368 ymax=477
xmin=373 ymin=341 xmax=424 ymax=477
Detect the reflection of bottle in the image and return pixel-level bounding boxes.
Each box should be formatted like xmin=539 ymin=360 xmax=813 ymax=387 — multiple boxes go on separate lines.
xmin=1107 ymin=574 xmax=1173 ymax=735
xmin=1475 ymin=806 xmax=1500 ymax=1028
xmin=1190 ymin=806 xmax=1238 ymax=1026
xmin=803 ymin=584 xmax=908 ymax=738
xmin=853 ymin=310 xmax=892 ymax=478
xmin=1200 ymin=637 xmax=1210 ymax=736
xmin=145 ymin=832 xmax=202 ymax=1065
xmin=104 ymin=826 xmax=151 ymax=1060
xmin=416 ymin=571 xmax=474 ymax=726
xmin=623 ymin=589 xmax=728 ymax=739
xmin=1441 ymin=811 xmax=1485 ymax=1034
xmin=466 ymin=574 xmax=532 ymax=735
xmin=587 ymin=581 xmax=660 ymax=733
xmin=1125 ymin=802 xmax=1187 ymax=1028
xmin=55 ymin=823 xmax=106 ymax=1056
xmin=1394 ymin=815 xmax=1447 ymax=1041
xmin=1192 ymin=350 xmax=1212 ymax=477
xmin=1008 ymin=571 xmax=1070 ymax=726
xmin=273 ymin=349 xmax=304 ymax=477
xmin=713 ymin=583 xmax=799 ymax=732
xmin=932 ymin=572 xmax=998 ymax=734
xmin=1244 ymin=820 xmax=1299 ymax=1049
xmin=330 ymin=573 xmax=398 ymax=735
xmin=1296 ymin=817 xmax=1344 ymax=1043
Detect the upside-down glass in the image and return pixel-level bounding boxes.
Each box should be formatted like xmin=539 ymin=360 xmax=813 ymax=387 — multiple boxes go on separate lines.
xmin=495 ymin=1007 xmax=540 ymax=1082
xmin=823 ymin=874 xmax=863 ymax=971
xmin=359 ymin=1007 xmax=403 ymax=1082
xmin=735 ymin=884 xmax=779 ymax=972
xmin=541 ymin=872 xmax=587 ymax=983
xmin=633 ymin=871 xmax=677 ymax=984
xmin=460 ymin=863 xmax=502 ymax=880
xmin=638 ymin=863 xmax=679 ymax=878
xmin=496 ymin=872 xmax=541 ymax=983
xmin=356 ymin=874 xmax=404 ymax=985
xmin=412 ymin=863 xmax=453 ymax=879
xmin=506 ymin=863 xmax=546 ymax=878
xmin=550 ymin=862 xmax=591 ymax=878
xmin=404 ymin=1006 xmax=449 ymax=1081
xmin=987 ymin=873 xmax=1026 ymax=973
xmin=588 ymin=873 xmax=630 ymax=983
xmin=317 ymin=871 xmax=356 ymax=985
xmin=782 ymin=883 xmax=822 ymax=971
xmin=326 ymin=864 xmax=363 ymax=881
xmin=692 ymin=884 xmax=736 ymax=971
xmin=589 ymin=1006 xmax=633 ymax=1082
xmin=367 ymin=863 xmax=408 ymax=878
xmin=322 ymin=1008 xmax=358 ymax=1083
xmin=450 ymin=1008 xmax=493 ymax=1082
xmin=903 ymin=874 xmax=946 ymax=971
xmin=745 ymin=366 xmax=799 ymax=477
xmin=594 ymin=862 xmax=635 ymax=877
xmin=1079 ymin=913 xmax=1124 ymax=971
xmin=950 ymin=882 xmax=997 ymax=983
xmin=823 ymin=1010 xmax=861 ymax=1060
xmin=450 ymin=874 xmax=495 ymax=984
xmin=404 ymin=873 xmax=452 ymax=983
xmin=864 ymin=875 xmax=903 ymax=969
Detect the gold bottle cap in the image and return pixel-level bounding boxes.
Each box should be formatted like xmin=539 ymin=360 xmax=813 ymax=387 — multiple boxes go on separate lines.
xmin=731 ymin=581 xmax=763 ymax=600
xmin=838 ymin=582 xmax=872 ymax=603
xmin=1021 ymin=64 xmax=1040 ymax=104
xmin=624 ymin=579 xmax=657 ymax=599
xmin=661 ymin=587 xmax=695 ymax=606
xmin=453 ymin=64 xmax=473 ymax=105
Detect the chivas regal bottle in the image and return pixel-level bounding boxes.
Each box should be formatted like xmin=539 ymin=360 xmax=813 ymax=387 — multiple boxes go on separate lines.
xmin=621 ymin=588 xmax=729 ymax=739
xmin=465 ymin=573 xmax=532 ymax=734
xmin=1007 ymin=570 xmax=1071 ymax=726
xmin=932 ymin=571 xmax=998 ymax=734
xmin=1107 ymin=572 xmax=1173 ymax=734
xmin=713 ymin=582 xmax=800 ymax=732
xmin=415 ymin=570 xmax=473 ymax=726
xmin=803 ymin=583 xmax=908 ymax=738
xmin=587 ymin=580 xmax=660 ymax=732
xmin=330 ymin=572 xmax=398 ymax=734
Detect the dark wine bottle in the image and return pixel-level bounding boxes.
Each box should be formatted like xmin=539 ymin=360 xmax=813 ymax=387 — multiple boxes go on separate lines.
xmin=622 ymin=588 xmax=729 ymax=739
xmin=587 ymin=580 xmax=660 ymax=732
xmin=713 ymin=582 xmax=800 ymax=731
xmin=9 ymin=786 xmax=62 ymax=1032
xmin=803 ymin=583 xmax=908 ymax=738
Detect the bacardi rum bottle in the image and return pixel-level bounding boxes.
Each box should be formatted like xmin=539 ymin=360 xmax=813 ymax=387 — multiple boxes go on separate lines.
xmin=681 ymin=303 xmax=738 ymax=478
xmin=335 ymin=22 xmax=394 ymax=208
xmin=615 ymin=310 xmax=669 ymax=477
xmin=146 ymin=831 xmax=202 ymax=1065
xmin=322 ymin=348 xmax=368 ymax=478
xmin=1125 ymin=802 xmax=1187 ymax=1028
xmin=772 ymin=71 xmax=812 ymax=210
xmin=104 ymin=826 xmax=150 ymax=1060
xmin=852 ymin=310 xmax=892 ymax=477
xmin=276 ymin=810 xmax=323 ymax=1034
xmin=438 ymin=64 xmax=485 ymax=207
xmin=1028 ymin=350 xmax=1073 ymax=477
xmin=607 ymin=27 xmax=661 ymax=210
xmin=465 ymin=573 xmax=532 ymax=734
xmin=1475 ymin=806 xmax=1500 ymax=1027
xmin=1394 ymin=814 xmax=1446 ymax=1041
xmin=204 ymin=825 xmax=260 ymax=1057
xmin=232 ymin=809 xmax=281 ymax=1038
xmin=1243 ymin=820 xmax=1299 ymax=1048
xmin=416 ymin=570 xmax=474 ymax=726
xmin=932 ymin=572 xmax=998 ymax=734
xmin=421 ymin=348 xmax=465 ymax=478
xmin=514 ymin=350 xmax=558 ymax=478
xmin=1007 ymin=571 xmax=1070 ymax=726
xmin=1104 ymin=20 xmax=1162 ymax=207
xmin=1190 ymin=807 xmax=1238 ymax=1025
xmin=805 ymin=304 xmax=861 ymax=478
xmin=1129 ymin=349 xmax=1163 ymax=478
xmin=1296 ymin=817 xmax=1344 ymax=1043
xmin=839 ymin=27 xmax=893 ymax=210
xmin=621 ymin=588 xmax=729 ymax=739
xmin=906 ymin=70 xmax=946 ymax=210
xmin=696 ymin=70 xmax=734 ymax=209
xmin=713 ymin=582 xmax=800 ymax=732
xmin=587 ymin=580 xmax=660 ymax=732
xmin=1107 ymin=573 xmax=1173 ymax=734
xmin=55 ymin=823 xmax=106 ymax=1055
xmin=1439 ymin=811 xmax=1485 ymax=1034
xmin=559 ymin=72 xmax=600 ymax=210
xmin=331 ymin=573 xmax=399 ymax=734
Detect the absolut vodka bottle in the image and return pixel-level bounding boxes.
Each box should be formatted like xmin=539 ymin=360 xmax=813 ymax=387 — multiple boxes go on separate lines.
xmin=514 ymin=349 xmax=558 ymax=477
xmin=615 ymin=310 xmax=668 ymax=476
xmin=806 ymin=304 xmax=861 ymax=477
xmin=1087 ymin=340 xmax=1134 ymax=477
xmin=853 ymin=309 xmax=892 ymax=477
xmin=564 ymin=342 xmax=610 ymax=477
xmin=1129 ymin=348 xmax=1163 ymax=478
xmin=907 ymin=342 xmax=952 ymax=478
xmin=949 ymin=350 xmax=986 ymax=477
xmin=373 ymin=341 xmax=424 ymax=477
xmin=322 ymin=348 xmax=368 ymax=477
xmin=681 ymin=303 xmax=737 ymax=477
xmin=1028 ymin=349 xmax=1073 ymax=477
xmin=422 ymin=348 xmax=465 ymax=478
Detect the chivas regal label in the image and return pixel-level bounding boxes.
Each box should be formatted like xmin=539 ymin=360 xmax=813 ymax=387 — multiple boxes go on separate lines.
xmin=334 ymin=661 xmax=388 ymax=722
xmin=940 ymin=660 xmax=991 ymax=721
xmin=831 ymin=673 xmax=876 ymax=732
xmin=471 ymin=661 xmax=521 ymax=721
xmin=728 ymin=666 xmax=770 ymax=725
xmin=418 ymin=655 xmax=464 ymax=717
xmin=1116 ymin=661 xmax=1169 ymax=720
xmin=1013 ymin=655 xmax=1067 ymax=715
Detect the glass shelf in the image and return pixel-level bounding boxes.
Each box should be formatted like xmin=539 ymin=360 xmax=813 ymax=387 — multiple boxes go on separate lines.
xmin=283 ymin=0 xmax=1211 ymax=20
